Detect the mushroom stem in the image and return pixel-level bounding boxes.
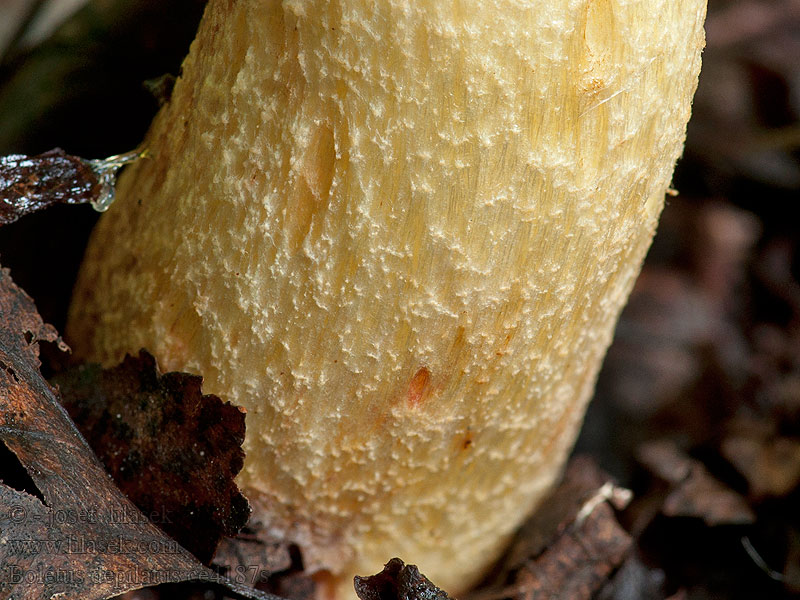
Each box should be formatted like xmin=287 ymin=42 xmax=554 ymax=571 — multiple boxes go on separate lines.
xmin=67 ymin=0 xmax=707 ymax=597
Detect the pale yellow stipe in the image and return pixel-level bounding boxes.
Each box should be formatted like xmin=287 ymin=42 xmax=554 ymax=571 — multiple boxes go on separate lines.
xmin=67 ymin=0 xmax=707 ymax=597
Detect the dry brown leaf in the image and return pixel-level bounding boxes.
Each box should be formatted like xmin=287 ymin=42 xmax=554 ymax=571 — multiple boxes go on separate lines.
xmin=637 ymin=440 xmax=755 ymax=526
xmin=470 ymin=457 xmax=632 ymax=600
xmin=0 ymin=266 xmax=278 ymax=600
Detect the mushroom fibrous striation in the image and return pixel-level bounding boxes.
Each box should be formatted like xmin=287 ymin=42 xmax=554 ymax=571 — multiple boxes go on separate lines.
xmin=67 ymin=0 xmax=707 ymax=596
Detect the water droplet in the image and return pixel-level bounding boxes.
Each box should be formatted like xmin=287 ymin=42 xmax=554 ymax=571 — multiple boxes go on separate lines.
xmin=87 ymin=148 xmax=145 ymax=212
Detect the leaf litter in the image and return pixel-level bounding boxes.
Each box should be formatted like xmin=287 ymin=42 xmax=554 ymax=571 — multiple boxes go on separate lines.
xmin=0 ymin=148 xmax=140 ymax=226
xmin=0 ymin=266 xmax=280 ymax=600
xmin=53 ymin=351 xmax=250 ymax=565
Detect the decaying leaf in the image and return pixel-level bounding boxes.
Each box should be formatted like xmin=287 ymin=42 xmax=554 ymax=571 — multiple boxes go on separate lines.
xmin=595 ymin=553 xmax=668 ymax=600
xmin=0 ymin=266 xmax=277 ymax=600
xmin=264 ymin=570 xmax=318 ymax=600
xmin=498 ymin=455 xmax=629 ymax=572
xmin=509 ymin=498 xmax=632 ymax=600
xmin=470 ymin=457 xmax=633 ymax=600
xmin=213 ymin=508 xmax=318 ymax=600
xmin=637 ymin=440 xmax=755 ymax=526
xmin=0 ymin=149 xmax=99 ymax=225
xmin=720 ymin=417 xmax=800 ymax=500
xmin=54 ymin=350 xmax=250 ymax=564
xmin=354 ymin=558 xmax=452 ymax=600
xmin=213 ymin=532 xmax=292 ymax=578
xmin=0 ymin=148 xmax=138 ymax=225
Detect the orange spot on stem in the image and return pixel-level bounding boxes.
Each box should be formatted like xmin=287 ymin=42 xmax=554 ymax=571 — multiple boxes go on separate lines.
xmin=406 ymin=367 xmax=431 ymax=409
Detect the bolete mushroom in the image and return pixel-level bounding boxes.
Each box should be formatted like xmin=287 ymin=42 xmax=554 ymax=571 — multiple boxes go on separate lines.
xmin=66 ymin=0 xmax=707 ymax=596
